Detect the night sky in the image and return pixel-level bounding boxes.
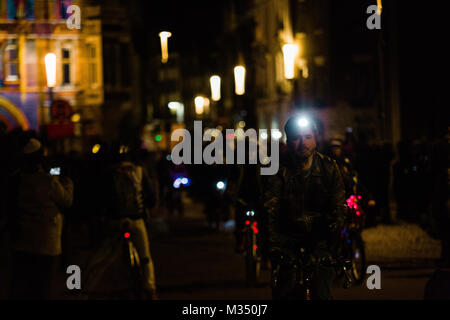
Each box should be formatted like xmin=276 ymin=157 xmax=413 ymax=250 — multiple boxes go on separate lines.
xmin=139 ymin=0 xmax=446 ymax=138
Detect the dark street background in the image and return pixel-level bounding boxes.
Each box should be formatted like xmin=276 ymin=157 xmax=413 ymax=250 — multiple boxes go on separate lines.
xmin=2 ymin=193 xmax=439 ymax=300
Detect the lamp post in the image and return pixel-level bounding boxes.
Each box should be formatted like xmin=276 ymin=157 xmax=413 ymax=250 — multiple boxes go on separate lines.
xmin=45 ymin=53 xmax=56 ymax=106
xmin=159 ymin=31 xmax=172 ymax=64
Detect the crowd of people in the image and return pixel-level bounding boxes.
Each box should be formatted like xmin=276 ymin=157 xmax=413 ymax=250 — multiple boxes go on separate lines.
xmin=0 ymin=129 xmax=161 ymax=299
xmin=0 ymin=123 xmax=448 ymax=299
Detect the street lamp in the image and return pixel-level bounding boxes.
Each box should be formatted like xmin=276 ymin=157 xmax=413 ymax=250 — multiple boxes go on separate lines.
xmin=159 ymin=31 xmax=172 ymax=63
xmin=210 ymin=75 xmax=221 ymax=101
xmin=234 ymin=66 xmax=245 ymax=95
xmin=377 ymin=0 xmax=382 ymax=15
xmin=282 ymin=44 xmax=298 ymax=80
xmin=194 ymin=96 xmax=205 ymax=116
xmin=168 ymin=101 xmax=185 ymax=123
xmin=45 ymin=53 xmax=56 ymax=105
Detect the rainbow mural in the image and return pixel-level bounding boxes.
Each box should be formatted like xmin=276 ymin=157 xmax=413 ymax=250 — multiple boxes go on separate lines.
xmin=0 ymin=94 xmax=36 ymax=131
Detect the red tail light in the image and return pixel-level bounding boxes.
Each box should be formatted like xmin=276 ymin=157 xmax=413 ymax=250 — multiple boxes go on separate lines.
xmin=253 ymin=244 xmax=258 ymax=250
xmin=245 ymin=220 xmax=250 ymax=225
xmin=124 ymin=232 xmax=130 ymax=239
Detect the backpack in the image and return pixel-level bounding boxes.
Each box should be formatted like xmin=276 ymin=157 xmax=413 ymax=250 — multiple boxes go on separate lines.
xmin=109 ymin=163 xmax=144 ymax=218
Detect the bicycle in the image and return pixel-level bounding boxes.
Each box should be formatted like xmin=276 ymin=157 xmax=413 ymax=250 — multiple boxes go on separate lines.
xmin=271 ymin=247 xmax=353 ymax=300
xmin=242 ymin=208 xmax=262 ymax=286
xmin=335 ymin=194 xmax=367 ymax=285
xmin=84 ymin=218 xmax=146 ymax=299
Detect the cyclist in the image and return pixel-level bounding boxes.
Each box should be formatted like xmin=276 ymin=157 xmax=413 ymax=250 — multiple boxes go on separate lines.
xmin=263 ymin=115 xmax=346 ymax=300
xmin=99 ymin=142 xmax=158 ymax=299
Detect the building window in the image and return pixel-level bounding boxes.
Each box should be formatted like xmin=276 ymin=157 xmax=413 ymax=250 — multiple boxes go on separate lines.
xmin=59 ymin=0 xmax=72 ymax=19
xmin=3 ymin=41 xmax=19 ymax=83
xmin=87 ymin=44 xmax=98 ymax=86
xmin=25 ymin=39 xmax=37 ymax=87
xmin=6 ymin=0 xmax=35 ymax=20
xmin=61 ymin=48 xmax=71 ymax=85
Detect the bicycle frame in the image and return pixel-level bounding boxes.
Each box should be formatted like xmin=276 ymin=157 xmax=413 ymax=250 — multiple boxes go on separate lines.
xmin=122 ymin=223 xmax=145 ymax=299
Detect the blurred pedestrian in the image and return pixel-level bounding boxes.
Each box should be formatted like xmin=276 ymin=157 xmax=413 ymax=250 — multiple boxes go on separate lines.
xmin=7 ymin=137 xmax=74 ymax=299
xmin=99 ymin=142 xmax=158 ymax=299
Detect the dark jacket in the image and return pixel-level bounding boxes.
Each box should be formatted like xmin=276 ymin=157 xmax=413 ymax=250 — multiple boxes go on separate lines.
xmin=9 ymin=169 xmax=73 ymax=256
xmin=263 ymin=151 xmax=346 ymax=254
xmin=103 ymin=161 xmax=156 ymax=220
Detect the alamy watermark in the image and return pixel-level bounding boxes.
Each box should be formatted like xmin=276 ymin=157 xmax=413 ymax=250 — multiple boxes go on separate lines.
xmin=66 ymin=5 xmax=81 ymax=30
xmin=366 ymin=265 xmax=382 ymax=290
xmin=66 ymin=265 xmax=81 ymax=290
xmin=366 ymin=4 xmax=382 ymax=30
xmin=170 ymin=121 xmax=280 ymax=175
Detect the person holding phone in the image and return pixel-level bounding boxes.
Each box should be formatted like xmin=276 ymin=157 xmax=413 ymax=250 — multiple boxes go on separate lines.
xmin=7 ymin=137 xmax=73 ymax=300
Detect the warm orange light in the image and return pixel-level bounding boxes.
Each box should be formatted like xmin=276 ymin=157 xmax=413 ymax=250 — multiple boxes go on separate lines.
xmin=377 ymin=0 xmax=382 ymax=15
xmin=203 ymin=97 xmax=210 ymax=115
xmin=282 ymin=44 xmax=298 ymax=79
xmin=194 ymin=96 xmax=205 ymax=115
xmin=45 ymin=53 xmax=56 ymax=87
xmin=210 ymin=75 xmax=221 ymax=101
xmin=234 ymin=66 xmax=245 ymax=95
xmin=91 ymin=144 xmax=101 ymax=154
xmin=71 ymin=113 xmax=81 ymax=123
xmin=159 ymin=31 xmax=172 ymax=63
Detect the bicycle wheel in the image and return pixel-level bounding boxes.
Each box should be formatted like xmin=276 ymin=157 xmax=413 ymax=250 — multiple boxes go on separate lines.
xmin=350 ymin=233 xmax=366 ymax=285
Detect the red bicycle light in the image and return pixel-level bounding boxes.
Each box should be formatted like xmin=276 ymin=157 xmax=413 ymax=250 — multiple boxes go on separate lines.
xmin=253 ymin=244 xmax=258 ymax=250
xmin=124 ymin=232 xmax=130 ymax=239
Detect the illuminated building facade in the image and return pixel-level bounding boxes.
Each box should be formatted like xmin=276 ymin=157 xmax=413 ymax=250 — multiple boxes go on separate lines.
xmin=0 ymin=0 xmax=103 ymax=152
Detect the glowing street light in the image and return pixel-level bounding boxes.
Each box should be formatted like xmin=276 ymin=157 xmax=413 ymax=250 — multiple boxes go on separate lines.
xmin=210 ymin=75 xmax=221 ymax=101
xmin=159 ymin=31 xmax=172 ymax=63
xmin=377 ymin=0 xmax=382 ymax=15
xmin=234 ymin=66 xmax=246 ymax=95
xmin=45 ymin=53 xmax=56 ymax=88
xmin=194 ymin=96 xmax=205 ymax=115
xmin=282 ymin=44 xmax=298 ymax=79
xmin=168 ymin=101 xmax=185 ymax=123
xmin=168 ymin=101 xmax=181 ymax=111
xmin=44 ymin=53 xmax=56 ymax=107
